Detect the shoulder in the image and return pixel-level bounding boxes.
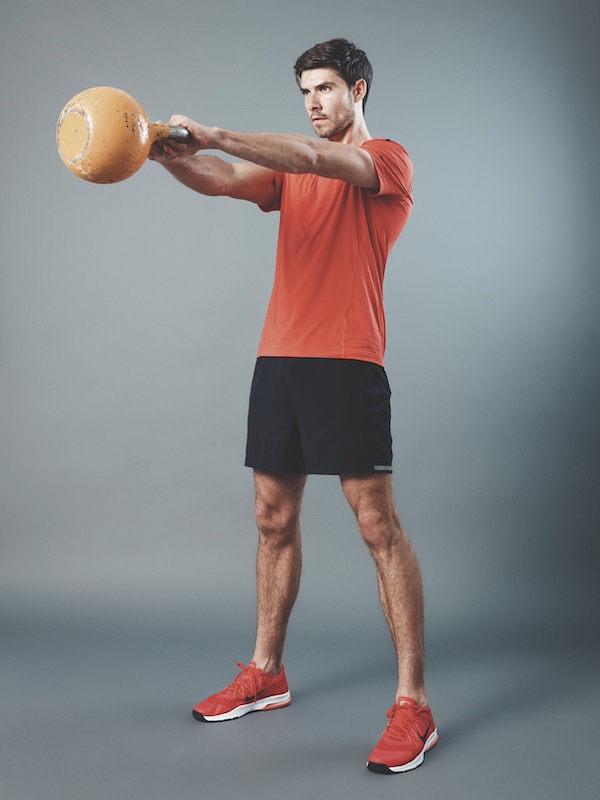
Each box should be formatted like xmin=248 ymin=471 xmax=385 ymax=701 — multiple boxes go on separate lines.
xmin=361 ymin=139 xmax=412 ymax=168
xmin=361 ymin=139 xmax=413 ymax=201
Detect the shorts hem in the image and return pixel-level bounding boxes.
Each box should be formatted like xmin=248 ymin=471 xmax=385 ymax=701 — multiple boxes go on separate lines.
xmin=245 ymin=461 xmax=393 ymax=477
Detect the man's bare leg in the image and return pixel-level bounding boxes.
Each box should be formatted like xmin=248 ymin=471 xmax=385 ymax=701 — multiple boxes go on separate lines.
xmin=250 ymin=470 xmax=307 ymax=676
xmin=341 ymin=473 xmax=427 ymax=705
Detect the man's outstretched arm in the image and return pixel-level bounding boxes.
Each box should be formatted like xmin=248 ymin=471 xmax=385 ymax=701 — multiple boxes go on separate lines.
xmin=149 ymin=132 xmax=277 ymax=207
xmin=149 ymin=114 xmax=379 ymax=200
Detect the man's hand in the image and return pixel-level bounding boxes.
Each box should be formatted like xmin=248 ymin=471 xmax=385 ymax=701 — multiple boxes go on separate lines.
xmin=149 ymin=115 xmax=215 ymax=163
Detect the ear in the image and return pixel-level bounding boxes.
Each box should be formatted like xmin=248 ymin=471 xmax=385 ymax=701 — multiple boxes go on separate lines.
xmin=352 ymin=79 xmax=367 ymax=104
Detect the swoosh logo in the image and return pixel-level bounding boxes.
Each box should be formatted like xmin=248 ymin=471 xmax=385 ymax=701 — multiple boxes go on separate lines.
xmin=418 ymin=725 xmax=431 ymax=744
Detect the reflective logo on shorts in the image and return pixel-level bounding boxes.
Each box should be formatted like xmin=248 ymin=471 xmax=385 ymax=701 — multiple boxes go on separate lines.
xmin=374 ymin=465 xmax=392 ymax=472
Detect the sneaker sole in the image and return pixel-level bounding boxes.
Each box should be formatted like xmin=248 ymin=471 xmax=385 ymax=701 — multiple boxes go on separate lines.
xmin=367 ymin=728 xmax=439 ymax=774
xmin=192 ymin=691 xmax=291 ymax=722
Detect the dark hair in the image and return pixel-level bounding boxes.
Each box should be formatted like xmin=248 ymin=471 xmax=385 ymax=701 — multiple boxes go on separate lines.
xmin=294 ymin=38 xmax=373 ymax=109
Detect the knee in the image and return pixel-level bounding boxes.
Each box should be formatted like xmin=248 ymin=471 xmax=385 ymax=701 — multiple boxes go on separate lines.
xmin=356 ymin=507 xmax=400 ymax=554
xmin=254 ymin=502 xmax=300 ymax=545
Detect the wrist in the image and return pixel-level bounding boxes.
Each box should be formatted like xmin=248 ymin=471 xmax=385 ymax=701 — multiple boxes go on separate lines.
xmin=208 ymin=126 xmax=227 ymax=151
xmin=160 ymin=152 xmax=195 ymax=174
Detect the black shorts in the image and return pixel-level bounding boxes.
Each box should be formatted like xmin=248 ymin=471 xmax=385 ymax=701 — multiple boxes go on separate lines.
xmin=245 ymin=357 xmax=393 ymax=475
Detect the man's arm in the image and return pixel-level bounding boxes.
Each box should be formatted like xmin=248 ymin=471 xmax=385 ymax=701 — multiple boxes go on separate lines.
xmin=149 ymin=132 xmax=277 ymax=207
xmin=206 ymin=127 xmax=379 ymax=190
xmin=150 ymin=115 xmax=379 ymax=197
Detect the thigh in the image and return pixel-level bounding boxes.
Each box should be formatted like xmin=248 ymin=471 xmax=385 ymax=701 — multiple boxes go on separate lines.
xmin=253 ymin=469 xmax=307 ymax=521
xmin=245 ymin=358 xmax=306 ymax=474
xmin=340 ymin=473 xmax=400 ymax=526
xmin=291 ymin=359 xmax=393 ymax=475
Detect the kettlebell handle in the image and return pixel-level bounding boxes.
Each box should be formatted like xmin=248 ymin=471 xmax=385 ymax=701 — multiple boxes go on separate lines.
xmin=167 ymin=125 xmax=190 ymax=141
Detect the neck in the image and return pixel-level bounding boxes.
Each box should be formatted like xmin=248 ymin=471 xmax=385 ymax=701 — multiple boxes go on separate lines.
xmin=330 ymin=111 xmax=372 ymax=146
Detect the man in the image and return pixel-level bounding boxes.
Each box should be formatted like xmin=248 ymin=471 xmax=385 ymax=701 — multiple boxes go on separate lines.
xmin=149 ymin=38 xmax=438 ymax=774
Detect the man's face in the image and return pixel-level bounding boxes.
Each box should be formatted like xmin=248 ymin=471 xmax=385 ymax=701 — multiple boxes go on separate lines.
xmin=299 ymin=68 xmax=357 ymax=140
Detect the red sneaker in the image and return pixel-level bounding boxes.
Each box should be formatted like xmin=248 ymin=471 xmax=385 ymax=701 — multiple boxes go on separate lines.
xmin=192 ymin=661 xmax=291 ymax=722
xmin=367 ymin=697 xmax=439 ymax=773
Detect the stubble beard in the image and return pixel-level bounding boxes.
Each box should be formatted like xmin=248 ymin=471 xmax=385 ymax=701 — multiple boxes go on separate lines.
xmin=313 ymin=100 xmax=355 ymax=140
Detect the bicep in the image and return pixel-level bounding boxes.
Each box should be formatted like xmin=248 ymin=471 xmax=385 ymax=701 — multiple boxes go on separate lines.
xmin=226 ymin=163 xmax=277 ymax=206
xmin=314 ymin=143 xmax=379 ymax=190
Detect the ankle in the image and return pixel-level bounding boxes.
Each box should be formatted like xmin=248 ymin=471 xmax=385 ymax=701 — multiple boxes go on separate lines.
xmin=252 ymin=657 xmax=282 ymax=677
xmin=396 ymin=690 xmax=427 ymax=707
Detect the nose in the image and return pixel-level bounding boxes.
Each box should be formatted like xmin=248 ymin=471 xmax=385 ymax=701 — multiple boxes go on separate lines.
xmin=306 ymin=91 xmax=321 ymax=111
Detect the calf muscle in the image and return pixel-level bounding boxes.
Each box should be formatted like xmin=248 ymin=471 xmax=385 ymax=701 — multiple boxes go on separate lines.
xmin=341 ymin=474 xmax=427 ymax=704
xmin=251 ymin=471 xmax=306 ymax=675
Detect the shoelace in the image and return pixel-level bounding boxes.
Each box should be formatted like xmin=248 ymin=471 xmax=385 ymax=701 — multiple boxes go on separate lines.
xmin=383 ymin=703 xmax=429 ymax=744
xmin=223 ymin=662 xmax=266 ymax=700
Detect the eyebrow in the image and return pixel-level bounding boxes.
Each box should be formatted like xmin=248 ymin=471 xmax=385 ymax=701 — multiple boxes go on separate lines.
xmin=300 ymin=81 xmax=335 ymax=93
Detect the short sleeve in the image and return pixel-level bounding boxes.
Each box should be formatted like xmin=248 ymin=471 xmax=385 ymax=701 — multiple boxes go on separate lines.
xmin=259 ymin=171 xmax=285 ymax=212
xmin=362 ymin=139 xmax=413 ymax=208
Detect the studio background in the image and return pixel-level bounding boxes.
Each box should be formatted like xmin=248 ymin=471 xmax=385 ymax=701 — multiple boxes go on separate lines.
xmin=1 ymin=1 xmax=598 ymax=799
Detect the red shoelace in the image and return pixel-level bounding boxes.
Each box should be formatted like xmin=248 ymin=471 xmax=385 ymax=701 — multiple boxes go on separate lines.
xmin=382 ymin=702 xmax=430 ymax=744
xmin=222 ymin=662 xmax=266 ymax=700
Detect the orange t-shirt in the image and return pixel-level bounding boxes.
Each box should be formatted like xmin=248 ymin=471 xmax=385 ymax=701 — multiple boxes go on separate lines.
xmin=258 ymin=138 xmax=413 ymax=367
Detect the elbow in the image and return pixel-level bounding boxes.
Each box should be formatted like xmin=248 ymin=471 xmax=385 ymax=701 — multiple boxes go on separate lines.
xmin=287 ymin=143 xmax=321 ymax=175
xmin=301 ymin=146 xmax=320 ymax=174
xmin=306 ymin=148 xmax=322 ymax=175
xmin=301 ymin=141 xmax=336 ymax=178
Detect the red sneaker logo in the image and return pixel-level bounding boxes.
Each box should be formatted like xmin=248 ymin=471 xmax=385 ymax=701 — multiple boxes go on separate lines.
xmin=418 ymin=725 xmax=431 ymax=744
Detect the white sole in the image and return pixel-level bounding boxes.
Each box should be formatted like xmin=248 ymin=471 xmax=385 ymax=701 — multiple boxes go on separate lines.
xmin=199 ymin=691 xmax=291 ymax=722
xmin=367 ymin=728 xmax=439 ymax=773
xmin=388 ymin=729 xmax=439 ymax=773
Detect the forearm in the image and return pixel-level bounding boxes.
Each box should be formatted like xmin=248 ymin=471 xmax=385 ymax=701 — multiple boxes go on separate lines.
xmin=159 ymin=153 xmax=233 ymax=196
xmin=208 ymin=127 xmax=321 ymax=175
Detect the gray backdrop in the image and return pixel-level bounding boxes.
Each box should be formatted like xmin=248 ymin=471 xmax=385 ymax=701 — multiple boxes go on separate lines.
xmin=1 ymin=1 xmax=598 ymax=799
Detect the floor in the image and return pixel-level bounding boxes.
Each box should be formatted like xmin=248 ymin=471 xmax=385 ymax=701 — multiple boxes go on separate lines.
xmin=2 ymin=606 xmax=598 ymax=800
